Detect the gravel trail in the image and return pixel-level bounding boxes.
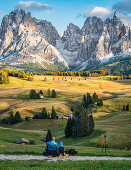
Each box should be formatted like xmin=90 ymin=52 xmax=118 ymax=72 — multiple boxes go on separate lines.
xmin=0 ymin=154 xmax=131 ymax=162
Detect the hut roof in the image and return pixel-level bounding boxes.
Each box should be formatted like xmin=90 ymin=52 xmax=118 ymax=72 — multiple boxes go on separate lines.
xmin=16 ymin=138 xmax=29 ymax=144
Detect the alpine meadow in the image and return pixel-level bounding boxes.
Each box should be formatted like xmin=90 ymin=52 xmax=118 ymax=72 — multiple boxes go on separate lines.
xmin=0 ymin=0 xmax=131 ymax=169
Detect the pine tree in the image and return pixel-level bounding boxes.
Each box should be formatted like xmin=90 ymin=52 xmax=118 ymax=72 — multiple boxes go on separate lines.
xmin=71 ymin=106 xmax=74 ymax=112
xmin=97 ymin=99 xmax=103 ymax=106
xmin=14 ymin=111 xmax=22 ymax=124
xmin=92 ymin=92 xmax=98 ymax=102
xmin=29 ymin=89 xmax=37 ymax=99
xmin=41 ymin=107 xmax=47 ymax=119
xmin=9 ymin=106 xmax=15 ymax=124
xmin=51 ymin=90 xmax=57 ymax=98
xmin=89 ymin=115 xmax=95 ymax=134
xmin=39 ymin=90 xmax=43 ymax=95
xmin=47 ymin=89 xmax=51 ymax=97
xmin=72 ymin=108 xmax=95 ymax=138
xmin=51 ymin=106 xmax=57 ymax=119
xmin=45 ymin=129 xmax=52 ymax=142
xmin=83 ymin=94 xmax=87 ymax=108
xmin=126 ymin=104 xmax=129 ymax=111
xmin=87 ymin=93 xmax=92 ymax=105
xmin=47 ymin=114 xmax=50 ymax=119
xmin=122 ymin=105 xmax=126 ymax=111
xmin=65 ymin=118 xmax=74 ymax=138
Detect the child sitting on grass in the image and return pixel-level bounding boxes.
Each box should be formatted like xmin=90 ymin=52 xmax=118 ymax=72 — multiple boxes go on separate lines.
xmin=59 ymin=141 xmax=65 ymax=156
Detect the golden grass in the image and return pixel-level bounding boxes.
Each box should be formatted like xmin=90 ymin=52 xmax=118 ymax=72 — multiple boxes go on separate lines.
xmin=0 ymin=75 xmax=131 ymax=118
xmin=93 ymin=112 xmax=109 ymax=118
xmin=0 ymin=102 xmax=9 ymax=111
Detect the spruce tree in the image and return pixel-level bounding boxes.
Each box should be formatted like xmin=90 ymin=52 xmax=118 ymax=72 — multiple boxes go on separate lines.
xmin=9 ymin=106 xmax=15 ymax=124
xmin=92 ymin=92 xmax=98 ymax=102
xmin=71 ymin=106 xmax=74 ymax=112
xmin=72 ymin=108 xmax=95 ymax=138
xmin=97 ymin=99 xmax=103 ymax=106
xmin=47 ymin=89 xmax=51 ymax=97
xmin=89 ymin=115 xmax=95 ymax=134
xmin=45 ymin=129 xmax=52 ymax=142
xmin=83 ymin=94 xmax=87 ymax=108
xmin=126 ymin=104 xmax=129 ymax=111
xmin=41 ymin=107 xmax=47 ymax=119
xmin=122 ymin=105 xmax=126 ymax=111
xmin=47 ymin=114 xmax=50 ymax=119
xmin=29 ymin=89 xmax=37 ymax=99
xmin=87 ymin=93 xmax=92 ymax=105
xmin=65 ymin=118 xmax=74 ymax=138
xmin=51 ymin=90 xmax=57 ymax=98
xmin=14 ymin=111 xmax=22 ymax=124
xmin=51 ymin=106 xmax=57 ymax=119
xmin=39 ymin=90 xmax=43 ymax=95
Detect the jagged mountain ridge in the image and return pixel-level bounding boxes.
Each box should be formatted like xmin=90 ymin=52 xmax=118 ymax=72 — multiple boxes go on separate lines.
xmin=0 ymin=9 xmax=67 ymax=70
xmin=60 ymin=13 xmax=131 ymax=69
xmin=0 ymin=9 xmax=130 ymax=71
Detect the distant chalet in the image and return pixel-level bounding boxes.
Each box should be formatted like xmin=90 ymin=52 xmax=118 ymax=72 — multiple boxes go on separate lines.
xmin=16 ymin=138 xmax=29 ymax=145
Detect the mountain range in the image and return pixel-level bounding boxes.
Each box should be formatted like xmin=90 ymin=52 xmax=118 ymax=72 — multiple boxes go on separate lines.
xmin=0 ymin=9 xmax=131 ymax=71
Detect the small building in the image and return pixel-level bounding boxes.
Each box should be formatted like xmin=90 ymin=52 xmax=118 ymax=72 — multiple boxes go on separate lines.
xmin=16 ymin=138 xmax=29 ymax=145
xmin=39 ymin=94 xmax=44 ymax=99
xmin=57 ymin=114 xmax=64 ymax=119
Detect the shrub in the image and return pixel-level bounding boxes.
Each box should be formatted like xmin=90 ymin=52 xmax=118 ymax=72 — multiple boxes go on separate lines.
xmin=0 ymin=71 xmax=9 ymax=84
xmin=28 ymin=76 xmax=34 ymax=81
xmin=30 ymin=140 xmax=35 ymax=145
xmin=25 ymin=116 xmax=30 ymax=121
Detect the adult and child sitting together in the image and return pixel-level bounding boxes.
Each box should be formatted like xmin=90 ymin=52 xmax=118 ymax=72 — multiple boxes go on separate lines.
xmin=44 ymin=137 xmax=65 ymax=156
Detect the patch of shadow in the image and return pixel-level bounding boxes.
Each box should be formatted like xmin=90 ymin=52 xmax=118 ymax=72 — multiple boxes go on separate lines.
xmin=0 ymin=108 xmax=9 ymax=114
xmin=24 ymin=109 xmax=40 ymax=115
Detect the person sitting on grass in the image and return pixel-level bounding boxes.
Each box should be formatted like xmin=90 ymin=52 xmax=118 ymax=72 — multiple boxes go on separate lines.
xmin=45 ymin=137 xmax=60 ymax=156
xmin=59 ymin=141 xmax=65 ymax=156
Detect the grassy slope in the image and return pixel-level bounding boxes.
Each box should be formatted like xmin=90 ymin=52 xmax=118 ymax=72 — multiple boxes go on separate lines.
xmin=91 ymin=58 xmax=131 ymax=75
xmin=0 ymin=160 xmax=131 ymax=170
xmin=0 ymin=75 xmax=131 ymax=156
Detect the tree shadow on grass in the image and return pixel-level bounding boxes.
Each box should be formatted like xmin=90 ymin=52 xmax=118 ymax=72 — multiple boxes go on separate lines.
xmin=24 ymin=109 xmax=40 ymax=115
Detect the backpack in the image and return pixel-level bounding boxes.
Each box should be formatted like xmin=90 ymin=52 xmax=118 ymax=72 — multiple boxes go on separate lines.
xmin=65 ymin=149 xmax=78 ymax=155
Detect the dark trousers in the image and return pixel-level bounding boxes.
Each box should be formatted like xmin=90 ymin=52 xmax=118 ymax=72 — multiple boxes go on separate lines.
xmin=59 ymin=146 xmax=64 ymax=155
xmin=46 ymin=149 xmax=60 ymax=156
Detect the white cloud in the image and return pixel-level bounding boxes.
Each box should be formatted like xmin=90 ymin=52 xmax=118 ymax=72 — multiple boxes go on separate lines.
xmin=16 ymin=1 xmax=52 ymax=13
xmin=84 ymin=7 xmax=112 ymax=19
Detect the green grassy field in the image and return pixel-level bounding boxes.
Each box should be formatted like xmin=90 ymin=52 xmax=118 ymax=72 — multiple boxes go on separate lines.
xmin=0 ymin=160 xmax=131 ymax=170
xmin=0 ymin=75 xmax=131 ymax=160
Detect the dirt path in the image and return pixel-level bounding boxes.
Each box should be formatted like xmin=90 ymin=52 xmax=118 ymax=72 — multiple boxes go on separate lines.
xmin=0 ymin=154 xmax=131 ymax=162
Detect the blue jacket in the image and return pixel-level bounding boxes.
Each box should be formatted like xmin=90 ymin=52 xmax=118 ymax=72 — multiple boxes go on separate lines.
xmin=46 ymin=141 xmax=58 ymax=151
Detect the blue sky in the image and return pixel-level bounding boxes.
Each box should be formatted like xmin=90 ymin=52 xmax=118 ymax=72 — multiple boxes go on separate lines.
xmin=0 ymin=0 xmax=131 ymax=34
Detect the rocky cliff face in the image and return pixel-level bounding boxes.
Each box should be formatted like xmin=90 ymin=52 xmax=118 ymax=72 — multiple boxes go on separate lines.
xmin=0 ymin=9 xmax=67 ymax=70
xmin=0 ymin=9 xmax=130 ymax=70
xmin=60 ymin=12 xmax=131 ymax=69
